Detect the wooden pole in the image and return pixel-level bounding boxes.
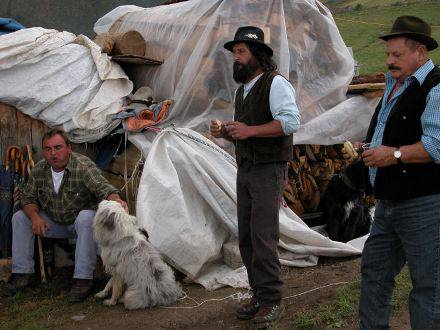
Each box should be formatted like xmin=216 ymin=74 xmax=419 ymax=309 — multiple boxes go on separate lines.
xmin=37 ymin=236 xmax=46 ymax=284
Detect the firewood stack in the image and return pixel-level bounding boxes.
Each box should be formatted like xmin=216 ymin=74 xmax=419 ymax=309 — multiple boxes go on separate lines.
xmin=283 ymin=144 xmax=345 ymax=215
xmin=347 ymin=72 xmax=386 ymax=98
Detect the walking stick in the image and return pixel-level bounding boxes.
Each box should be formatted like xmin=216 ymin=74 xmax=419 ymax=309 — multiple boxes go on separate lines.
xmin=37 ymin=236 xmax=47 ymax=284
xmin=25 ymin=145 xmax=48 ymax=283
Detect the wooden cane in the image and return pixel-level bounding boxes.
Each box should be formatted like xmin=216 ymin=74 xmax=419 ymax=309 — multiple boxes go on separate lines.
xmin=37 ymin=236 xmax=47 ymax=284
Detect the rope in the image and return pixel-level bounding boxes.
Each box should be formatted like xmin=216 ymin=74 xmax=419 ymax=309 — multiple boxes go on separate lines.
xmin=120 ymin=152 xmax=144 ymax=194
xmin=123 ymin=131 xmax=130 ymax=211
xmin=162 ymin=280 xmax=358 ymax=310
xmin=282 ymin=280 xmax=357 ymax=300
xmin=161 ymin=291 xmax=252 ymax=310
xmin=170 ymin=125 xmax=236 ymax=164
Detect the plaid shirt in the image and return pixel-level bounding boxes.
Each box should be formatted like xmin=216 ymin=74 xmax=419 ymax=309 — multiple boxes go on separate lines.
xmin=22 ymin=152 xmax=118 ymax=225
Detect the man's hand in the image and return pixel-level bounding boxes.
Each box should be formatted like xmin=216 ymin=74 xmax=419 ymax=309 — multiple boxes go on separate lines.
xmin=31 ymin=216 xmax=50 ymax=236
xmin=225 ymin=121 xmax=254 ymax=140
xmin=107 ymin=193 xmax=129 ymax=213
xmin=210 ymin=119 xmax=225 ymax=138
xmin=362 ymin=146 xmax=396 ymax=167
xmin=342 ymin=141 xmax=363 ymax=165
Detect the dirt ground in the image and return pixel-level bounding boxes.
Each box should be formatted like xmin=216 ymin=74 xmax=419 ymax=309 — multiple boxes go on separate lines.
xmin=0 ymin=256 xmax=411 ymax=329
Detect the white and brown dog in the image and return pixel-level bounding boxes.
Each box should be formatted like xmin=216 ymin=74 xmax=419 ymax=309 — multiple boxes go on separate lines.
xmin=93 ymin=200 xmax=182 ymax=309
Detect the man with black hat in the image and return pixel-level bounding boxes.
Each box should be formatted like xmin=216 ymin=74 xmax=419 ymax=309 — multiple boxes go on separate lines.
xmin=355 ymin=16 xmax=440 ymax=329
xmin=210 ymin=26 xmax=300 ymax=327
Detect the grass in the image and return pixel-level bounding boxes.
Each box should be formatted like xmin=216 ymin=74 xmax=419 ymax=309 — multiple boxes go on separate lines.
xmin=1 ymin=290 xmax=105 ymax=329
xmin=0 ymin=271 xmax=107 ymax=330
xmin=322 ymin=1 xmax=440 ymax=74
xmin=290 ymin=267 xmax=412 ymax=329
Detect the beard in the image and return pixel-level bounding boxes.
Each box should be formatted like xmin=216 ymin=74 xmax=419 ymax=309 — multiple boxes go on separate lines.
xmin=233 ymin=57 xmax=260 ymax=84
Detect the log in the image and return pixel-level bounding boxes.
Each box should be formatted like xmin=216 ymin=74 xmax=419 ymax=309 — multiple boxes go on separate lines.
xmin=350 ymin=72 xmax=386 ymax=85
xmin=93 ymin=33 xmax=115 ymax=53
xmin=347 ymin=83 xmax=385 ymax=94
xmin=94 ymin=31 xmax=146 ymax=57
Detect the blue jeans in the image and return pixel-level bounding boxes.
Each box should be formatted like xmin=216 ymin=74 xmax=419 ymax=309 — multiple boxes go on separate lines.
xmin=12 ymin=210 xmax=97 ymax=279
xmin=359 ymin=194 xmax=440 ymax=329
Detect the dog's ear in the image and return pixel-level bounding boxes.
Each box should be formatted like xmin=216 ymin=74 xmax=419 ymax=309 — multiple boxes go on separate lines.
xmin=139 ymin=228 xmax=149 ymax=240
xmin=103 ymin=211 xmax=117 ymax=230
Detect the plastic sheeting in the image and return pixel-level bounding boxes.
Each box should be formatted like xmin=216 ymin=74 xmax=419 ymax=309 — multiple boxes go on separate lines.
xmin=293 ymin=96 xmax=380 ymax=145
xmin=0 ymin=27 xmax=133 ymax=142
xmin=134 ymin=128 xmax=365 ymax=290
xmin=94 ymin=0 xmax=377 ymax=145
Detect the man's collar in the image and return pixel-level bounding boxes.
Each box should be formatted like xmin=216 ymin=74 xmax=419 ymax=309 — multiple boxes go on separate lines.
xmin=386 ymin=59 xmax=434 ymax=86
xmin=411 ymin=59 xmax=434 ymax=85
xmin=243 ymin=72 xmax=264 ymax=88
xmin=65 ymin=152 xmax=75 ymax=172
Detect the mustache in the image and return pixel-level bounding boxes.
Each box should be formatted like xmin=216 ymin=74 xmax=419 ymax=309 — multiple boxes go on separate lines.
xmin=388 ymin=64 xmax=401 ymax=71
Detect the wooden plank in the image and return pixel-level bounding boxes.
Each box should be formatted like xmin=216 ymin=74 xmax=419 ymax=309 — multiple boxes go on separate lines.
xmin=111 ymin=55 xmax=163 ymax=65
xmin=30 ymin=112 xmax=50 ymax=162
xmin=17 ymin=110 xmax=33 ymax=163
xmin=0 ymin=103 xmax=18 ymax=167
xmin=0 ymin=103 xmax=50 ymax=164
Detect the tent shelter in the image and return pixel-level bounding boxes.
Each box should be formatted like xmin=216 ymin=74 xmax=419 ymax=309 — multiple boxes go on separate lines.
xmin=0 ymin=0 xmax=379 ymax=289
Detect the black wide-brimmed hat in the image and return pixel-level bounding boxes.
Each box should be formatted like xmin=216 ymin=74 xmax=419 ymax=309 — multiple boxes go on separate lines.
xmin=379 ymin=16 xmax=438 ymax=51
xmin=224 ymin=26 xmax=273 ymax=57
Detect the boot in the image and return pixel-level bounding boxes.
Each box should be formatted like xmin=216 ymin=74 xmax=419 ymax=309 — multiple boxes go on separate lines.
xmin=2 ymin=273 xmax=36 ymax=297
xmin=68 ymin=279 xmax=93 ymax=303
xmin=252 ymin=302 xmax=285 ymax=328
xmin=236 ymin=296 xmax=260 ymax=320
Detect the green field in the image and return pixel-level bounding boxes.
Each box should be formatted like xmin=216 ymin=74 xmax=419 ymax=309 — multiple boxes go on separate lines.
xmin=323 ymin=0 xmax=440 ymax=74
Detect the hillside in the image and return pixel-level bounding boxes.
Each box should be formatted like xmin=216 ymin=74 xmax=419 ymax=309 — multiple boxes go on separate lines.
xmin=322 ymin=0 xmax=440 ymax=74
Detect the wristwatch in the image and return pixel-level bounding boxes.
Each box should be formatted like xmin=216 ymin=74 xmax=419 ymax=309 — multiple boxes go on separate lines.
xmin=393 ymin=147 xmax=402 ymax=164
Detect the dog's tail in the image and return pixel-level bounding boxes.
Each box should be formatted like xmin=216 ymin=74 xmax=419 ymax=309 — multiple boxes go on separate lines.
xmin=123 ymin=285 xmax=151 ymax=310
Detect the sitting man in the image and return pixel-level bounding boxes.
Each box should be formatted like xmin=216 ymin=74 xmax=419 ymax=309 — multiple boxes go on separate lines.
xmin=6 ymin=129 xmax=127 ymax=302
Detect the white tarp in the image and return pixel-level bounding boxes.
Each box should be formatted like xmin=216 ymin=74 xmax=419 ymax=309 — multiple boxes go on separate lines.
xmin=0 ymin=27 xmax=133 ymax=142
xmin=95 ymin=0 xmax=377 ymax=145
xmin=135 ymin=128 xmax=364 ymax=290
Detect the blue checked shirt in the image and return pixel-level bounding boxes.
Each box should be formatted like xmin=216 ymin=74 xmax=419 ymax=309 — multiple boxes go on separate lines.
xmin=369 ymin=59 xmax=440 ymax=186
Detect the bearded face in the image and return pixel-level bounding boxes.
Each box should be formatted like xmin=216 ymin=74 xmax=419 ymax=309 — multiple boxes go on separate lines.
xmin=233 ymin=54 xmax=260 ymax=84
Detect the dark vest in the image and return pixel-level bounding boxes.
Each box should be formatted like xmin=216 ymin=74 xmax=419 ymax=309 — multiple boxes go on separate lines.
xmin=234 ymin=71 xmax=293 ymax=165
xmin=365 ymin=65 xmax=440 ymax=200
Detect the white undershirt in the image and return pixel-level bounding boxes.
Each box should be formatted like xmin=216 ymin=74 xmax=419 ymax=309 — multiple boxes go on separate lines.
xmin=51 ymin=168 xmax=65 ymax=194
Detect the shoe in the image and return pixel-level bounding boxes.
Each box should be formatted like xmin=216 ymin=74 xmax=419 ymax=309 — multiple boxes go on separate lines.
xmin=2 ymin=273 xmax=36 ymax=297
xmin=236 ymin=297 xmax=260 ymax=320
xmin=252 ymin=302 xmax=285 ymax=328
xmin=68 ymin=279 xmax=93 ymax=303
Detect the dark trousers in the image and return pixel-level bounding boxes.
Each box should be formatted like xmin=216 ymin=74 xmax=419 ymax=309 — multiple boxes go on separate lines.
xmin=237 ymin=160 xmax=286 ymax=305
xmin=359 ymin=195 xmax=440 ymax=329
